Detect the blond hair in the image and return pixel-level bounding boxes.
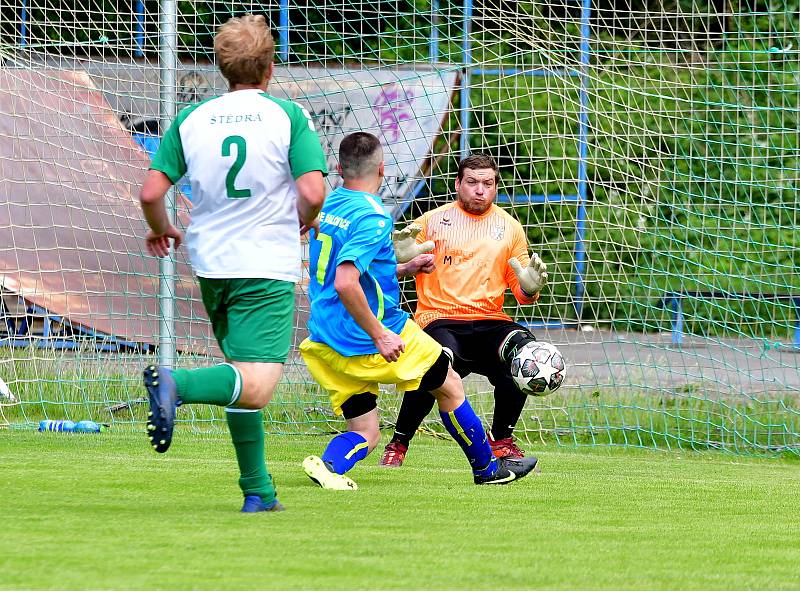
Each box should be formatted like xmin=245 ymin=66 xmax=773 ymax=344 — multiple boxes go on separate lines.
xmin=214 ymin=14 xmax=275 ymax=86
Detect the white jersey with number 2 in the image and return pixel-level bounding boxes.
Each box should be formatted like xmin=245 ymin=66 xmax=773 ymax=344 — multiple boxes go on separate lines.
xmin=150 ymin=88 xmax=327 ymax=281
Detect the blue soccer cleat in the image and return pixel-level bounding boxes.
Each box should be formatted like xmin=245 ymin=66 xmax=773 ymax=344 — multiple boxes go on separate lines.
xmin=241 ymin=495 xmax=285 ymax=513
xmin=143 ymin=365 xmax=178 ymax=453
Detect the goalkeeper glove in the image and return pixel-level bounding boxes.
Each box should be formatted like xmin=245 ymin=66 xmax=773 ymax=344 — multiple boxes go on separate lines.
xmin=392 ymin=223 xmax=435 ymax=263
xmin=508 ymin=253 xmax=548 ymax=296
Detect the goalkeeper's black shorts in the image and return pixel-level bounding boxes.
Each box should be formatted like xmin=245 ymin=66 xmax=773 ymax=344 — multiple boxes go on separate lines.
xmin=422 ymin=318 xmax=528 ymax=380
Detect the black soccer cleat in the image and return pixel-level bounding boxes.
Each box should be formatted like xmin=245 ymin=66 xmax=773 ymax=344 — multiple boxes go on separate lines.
xmin=143 ymin=365 xmax=178 ymax=453
xmin=474 ymin=455 xmax=540 ymax=485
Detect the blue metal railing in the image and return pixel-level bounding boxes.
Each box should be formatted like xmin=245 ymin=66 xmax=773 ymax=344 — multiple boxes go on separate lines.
xmin=658 ymin=292 xmax=800 ymax=349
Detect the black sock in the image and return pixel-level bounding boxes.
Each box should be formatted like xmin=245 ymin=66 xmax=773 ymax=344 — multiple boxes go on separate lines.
xmin=490 ymin=383 xmax=527 ymax=440
xmin=392 ymin=389 xmax=437 ymax=447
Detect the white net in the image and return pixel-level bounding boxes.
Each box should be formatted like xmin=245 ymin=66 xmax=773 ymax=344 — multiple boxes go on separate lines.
xmin=1 ymin=1 xmax=799 ymax=453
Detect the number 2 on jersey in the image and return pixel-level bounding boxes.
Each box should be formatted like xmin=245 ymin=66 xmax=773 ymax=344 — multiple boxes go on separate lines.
xmin=221 ymin=135 xmax=252 ymax=199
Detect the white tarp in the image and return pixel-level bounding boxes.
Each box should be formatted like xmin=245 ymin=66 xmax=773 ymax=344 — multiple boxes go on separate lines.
xmin=67 ymin=61 xmax=459 ymax=215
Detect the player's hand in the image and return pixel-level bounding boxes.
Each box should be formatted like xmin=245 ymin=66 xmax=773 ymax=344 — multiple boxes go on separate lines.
xmin=410 ymin=253 xmax=435 ymax=274
xmin=373 ymin=329 xmax=405 ymax=363
xmin=145 ymin=225 xmax=183 ymax=258
xmin=509 ymin=253 xmax=548 ymax=296
xmin=300 ymin=216 xmax=319 ymax=237
xmin=392 ymin=223 xmax=435 ymax=263
xmin=397 ymin=253 xmax=435 ymax=277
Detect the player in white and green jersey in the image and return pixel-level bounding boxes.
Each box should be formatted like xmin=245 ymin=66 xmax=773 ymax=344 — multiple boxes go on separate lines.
xmin=137 ymin=14 xmax=327 ymax=513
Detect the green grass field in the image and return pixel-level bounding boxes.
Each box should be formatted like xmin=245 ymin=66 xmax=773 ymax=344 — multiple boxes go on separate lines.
xmin=2 ymin=430 xmax=800 ymax=591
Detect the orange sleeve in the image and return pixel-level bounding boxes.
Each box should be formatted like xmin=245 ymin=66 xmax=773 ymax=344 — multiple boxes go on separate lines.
xmin=505 ymin=222 xmax=539 ymax=305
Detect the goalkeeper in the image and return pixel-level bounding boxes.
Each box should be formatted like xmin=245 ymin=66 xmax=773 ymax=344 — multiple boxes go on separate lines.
xmin=381 ymin=153 xmax=547 ymax=467
xmin=299 ymin=133 xmax=539 ymax=490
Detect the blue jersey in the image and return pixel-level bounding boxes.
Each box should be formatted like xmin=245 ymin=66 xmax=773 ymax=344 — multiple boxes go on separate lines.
xmin=307 ymin=187 xmax=408 ymax=356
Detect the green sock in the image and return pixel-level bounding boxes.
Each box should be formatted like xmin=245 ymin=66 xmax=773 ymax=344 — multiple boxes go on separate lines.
xmin=172 ymin=364 xmax=241 ymax=406
xmin=226 ymin=410 xmax=275 ymax=502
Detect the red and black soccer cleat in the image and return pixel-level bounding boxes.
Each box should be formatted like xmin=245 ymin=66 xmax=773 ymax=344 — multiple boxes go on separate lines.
xmin=488 ymin=434 xmax=525 ymax=459
xmin=379 ymin=441 xmax=408 ymax=467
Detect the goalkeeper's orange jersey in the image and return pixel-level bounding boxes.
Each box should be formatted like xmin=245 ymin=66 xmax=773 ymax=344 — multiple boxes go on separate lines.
xmin=413 ymin=201 xmax=537 ymax=328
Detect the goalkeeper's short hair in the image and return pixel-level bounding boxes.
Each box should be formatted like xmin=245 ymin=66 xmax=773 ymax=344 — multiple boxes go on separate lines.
xmin=457 ymin=153 xmax=499 ymax=182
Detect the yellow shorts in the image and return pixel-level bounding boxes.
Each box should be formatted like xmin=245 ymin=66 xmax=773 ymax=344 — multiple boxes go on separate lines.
xmin=299 ymin=319 xmax=443 ymax=416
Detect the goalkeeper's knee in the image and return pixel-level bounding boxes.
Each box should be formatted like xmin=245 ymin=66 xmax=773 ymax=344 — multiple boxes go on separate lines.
xmin=498 ymin=328 xmax=537 ymax=365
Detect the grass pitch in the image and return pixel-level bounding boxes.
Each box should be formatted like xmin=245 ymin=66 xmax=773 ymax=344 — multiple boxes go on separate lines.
xmin=2 ymin=431 xmax=799 ymax=591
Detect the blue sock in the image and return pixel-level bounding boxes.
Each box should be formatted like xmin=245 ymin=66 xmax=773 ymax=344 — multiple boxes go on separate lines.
xmin=440 ymin=399 xmax=498 ymax=477
xmin=321 ymin=432 xmax=370 ymax=475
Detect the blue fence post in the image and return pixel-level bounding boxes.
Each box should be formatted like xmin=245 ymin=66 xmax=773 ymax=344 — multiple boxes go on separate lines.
xmin=278 ymin=0 xmax=290 ymax=62
xmin=459 ymin=0 xmax=473 ymax=159
xmin=572 ymin=0 xmax=591 ymax=320
xmin=20 ymin=0 xmax=29 ymax=46
xmin=670 ymin=297 xmax=684 ymax=347
xmin=792 ymin=297 xmax=800 ymax=348
xmin=430 ymin=0 xmax=439 ymax=63
xmin=135 ymin=0 xmax=145 ymax=57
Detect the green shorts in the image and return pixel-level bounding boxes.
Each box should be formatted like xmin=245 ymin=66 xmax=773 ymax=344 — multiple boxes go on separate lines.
xmin=198 ymin=277 xmax=295 ymax=363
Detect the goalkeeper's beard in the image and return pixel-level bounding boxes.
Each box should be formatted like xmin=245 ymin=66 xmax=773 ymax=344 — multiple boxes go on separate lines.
xmin=459 ymin=196 xmax=492 ymax=215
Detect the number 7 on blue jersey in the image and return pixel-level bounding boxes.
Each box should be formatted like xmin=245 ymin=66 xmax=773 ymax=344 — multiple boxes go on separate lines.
xmin=312 ymin=232 xmax=333 ymax=284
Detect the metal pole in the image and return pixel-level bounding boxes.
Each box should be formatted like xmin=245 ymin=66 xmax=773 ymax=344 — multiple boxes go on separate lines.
xmin=670 ymin=298 xmax=684 ymax=347
xmin=279 ymin=0 xmax=290 ymax=62
xmin=135 ymin=0 xmax=145 ymax=57
xmin=459 ymin=0 xmax=472 ymax=159
xmin=20 ymin=0 xmax=28 ymax=46
xmin=573 ymin=0 xmax=591 ymax=320
xmin=429 ymin=0 xmax=439 ymax=63
xmin=158 ymin=1 xmax=178 ymax=368
xmin=793 ymin=297 xmax=800 ymax=349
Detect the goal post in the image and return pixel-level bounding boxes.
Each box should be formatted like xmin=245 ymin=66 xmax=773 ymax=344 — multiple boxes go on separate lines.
xmin=1 ymin=1 xmax=798 ymax=454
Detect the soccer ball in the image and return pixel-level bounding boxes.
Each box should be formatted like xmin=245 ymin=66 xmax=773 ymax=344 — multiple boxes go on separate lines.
xmin=510 ymin=342 xmax=566 ymax=397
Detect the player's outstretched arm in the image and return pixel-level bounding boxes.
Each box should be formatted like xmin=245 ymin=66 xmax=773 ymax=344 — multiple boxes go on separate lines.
xmin=508 ymin=253 xmax=548 ymax=297
xmin=334 ymin=262 xmax=405 ymax=362
xmin=392 ymin=223 xmax=435 ymax=263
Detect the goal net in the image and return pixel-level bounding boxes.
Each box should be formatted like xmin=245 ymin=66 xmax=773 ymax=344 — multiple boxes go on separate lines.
xmin=1 ymin=1 xmax=798 ymax=454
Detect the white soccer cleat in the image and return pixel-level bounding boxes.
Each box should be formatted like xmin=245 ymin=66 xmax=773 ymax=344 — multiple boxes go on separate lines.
xmin=0 ymin=377 xmax=17 ymax=403
xmin=302 ymin=455 xmax=358 ymax=491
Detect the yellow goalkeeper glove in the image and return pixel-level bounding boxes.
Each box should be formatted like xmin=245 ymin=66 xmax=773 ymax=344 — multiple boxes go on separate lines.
xmin=508 ymin=253 xmax=548 ymax=296
xmin=392 ymin=223 xmax=435 ymax=263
